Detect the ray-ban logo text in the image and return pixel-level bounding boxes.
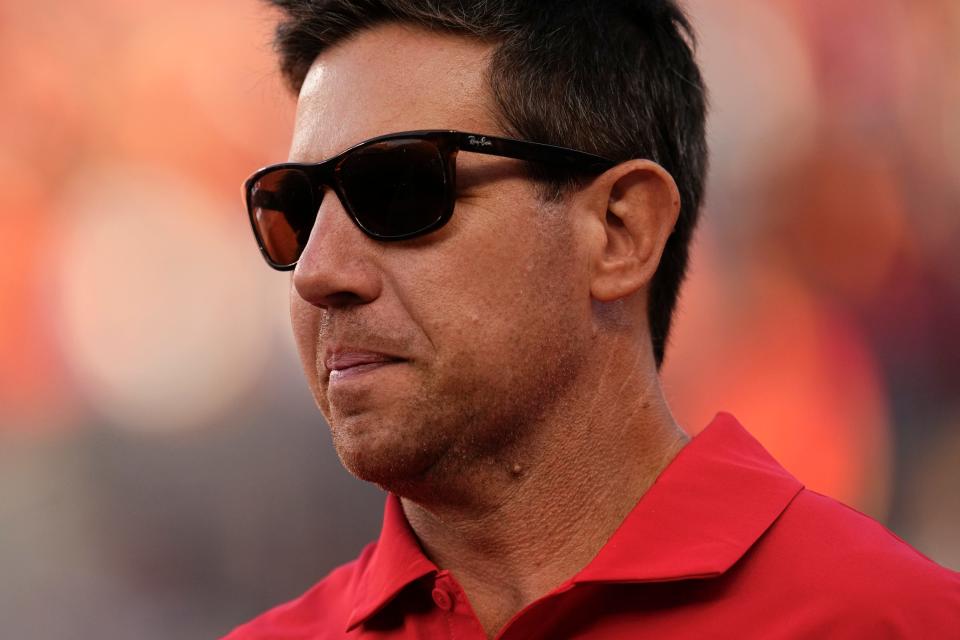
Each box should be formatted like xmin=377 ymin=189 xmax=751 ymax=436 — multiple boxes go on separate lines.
xmin=467 ymin=135 xmax=493 ymax=147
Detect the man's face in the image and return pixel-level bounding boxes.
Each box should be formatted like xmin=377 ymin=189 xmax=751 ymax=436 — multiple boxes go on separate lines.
xmin=288 ymin=25 xmax=594 ymax=490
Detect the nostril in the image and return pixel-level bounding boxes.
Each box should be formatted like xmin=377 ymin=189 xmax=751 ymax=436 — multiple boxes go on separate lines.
xmin=319 ymin=291 xmax=371 ymax=309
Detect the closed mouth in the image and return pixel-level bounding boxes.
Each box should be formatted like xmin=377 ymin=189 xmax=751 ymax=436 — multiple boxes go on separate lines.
xmin=325 ymin=350 xmax=406 ymax=381
xmin=330 ymin=359 xmax=400 ymax=378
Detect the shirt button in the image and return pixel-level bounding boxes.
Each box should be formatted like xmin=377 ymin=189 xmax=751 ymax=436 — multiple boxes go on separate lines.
xmin=431 ymin=587 xmax=453 ymax=611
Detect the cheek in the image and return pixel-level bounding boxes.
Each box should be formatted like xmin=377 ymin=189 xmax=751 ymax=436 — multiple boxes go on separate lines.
xmin=408 ymin=219 xmax=586 ymax=371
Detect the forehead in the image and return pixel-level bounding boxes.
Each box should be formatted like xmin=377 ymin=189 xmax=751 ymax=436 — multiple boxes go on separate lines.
xmin=289 ymin=24 xmax=497 ymax=162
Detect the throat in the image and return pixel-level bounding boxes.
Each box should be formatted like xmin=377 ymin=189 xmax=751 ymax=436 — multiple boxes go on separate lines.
xmin=399 ymin=421 xmax=688 ymax=636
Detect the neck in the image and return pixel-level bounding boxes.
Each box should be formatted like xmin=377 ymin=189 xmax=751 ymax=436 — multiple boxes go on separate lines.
xmin=399 ymin=343 xmax=688 ymax=638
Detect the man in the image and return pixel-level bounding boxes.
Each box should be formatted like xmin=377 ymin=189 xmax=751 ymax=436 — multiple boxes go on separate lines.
xmin=227 ymin=1 xmax=959 ymax=637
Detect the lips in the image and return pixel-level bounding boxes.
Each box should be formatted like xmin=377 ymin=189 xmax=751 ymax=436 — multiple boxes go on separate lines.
xmin=324 ymin=350 xmax=405 ymax=381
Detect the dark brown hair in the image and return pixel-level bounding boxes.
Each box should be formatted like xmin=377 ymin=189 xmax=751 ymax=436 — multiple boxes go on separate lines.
xmin=265 ymin=0 xmax=708 ymax=368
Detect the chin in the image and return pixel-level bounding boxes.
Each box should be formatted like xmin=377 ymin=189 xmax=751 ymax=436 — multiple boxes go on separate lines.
xmin=329 ymin=414 xmax=445 ymax=491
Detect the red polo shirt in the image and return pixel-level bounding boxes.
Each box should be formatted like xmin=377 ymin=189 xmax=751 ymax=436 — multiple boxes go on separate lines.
xmin=224 ymin=413 xmax=960 ymax=638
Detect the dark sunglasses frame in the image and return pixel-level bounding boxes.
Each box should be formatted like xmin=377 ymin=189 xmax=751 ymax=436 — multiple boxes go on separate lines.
xmin=244 ymin=129 xmax=616 ymax=270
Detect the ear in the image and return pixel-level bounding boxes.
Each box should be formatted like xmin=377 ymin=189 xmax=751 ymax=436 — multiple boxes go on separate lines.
xmin=580 ymin=159 xmax=681 ymax=302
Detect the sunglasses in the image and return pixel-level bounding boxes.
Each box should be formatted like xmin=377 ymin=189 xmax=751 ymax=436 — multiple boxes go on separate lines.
xmin=244 ymin=130 xmax=615 ymax=270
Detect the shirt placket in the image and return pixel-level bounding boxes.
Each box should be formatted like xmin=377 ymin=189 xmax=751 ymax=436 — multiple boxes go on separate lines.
xmin=429 ymin=570 xmax=487 ymax=640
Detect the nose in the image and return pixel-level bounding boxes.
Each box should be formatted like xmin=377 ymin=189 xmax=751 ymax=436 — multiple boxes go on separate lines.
xmin=292 ymin=190 xmax=383 ymax=309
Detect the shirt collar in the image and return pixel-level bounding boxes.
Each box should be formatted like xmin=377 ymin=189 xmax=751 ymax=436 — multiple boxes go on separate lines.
xmin=572 ymin=412 xmax=803 ymax=584
xmin=346 ymin=494 xmax=438 ymax=631
xmin=346 ymin=412 xmax=803 ymax=630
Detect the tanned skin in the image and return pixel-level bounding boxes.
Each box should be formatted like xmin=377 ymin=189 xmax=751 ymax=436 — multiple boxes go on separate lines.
xmin=288 ymin=24 xmax=689 ymax=638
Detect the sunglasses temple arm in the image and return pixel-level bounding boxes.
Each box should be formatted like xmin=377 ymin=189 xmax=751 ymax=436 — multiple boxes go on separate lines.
xmin=455 ymin=132 xmax=615 ymax=173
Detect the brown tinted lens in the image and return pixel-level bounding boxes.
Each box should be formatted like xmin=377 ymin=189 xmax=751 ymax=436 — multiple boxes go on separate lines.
xmin=337 ymin=139 xmax=447 ymax=237
xmin=249 ymin=168 xmax=318 ymax=266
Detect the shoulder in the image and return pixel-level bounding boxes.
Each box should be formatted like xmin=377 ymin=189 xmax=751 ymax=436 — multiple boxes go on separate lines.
xmin=747 ymin=487 xmax=960 ymax=634
xmin=777 ymin=489 xmax=955 ymax=584
xmin=220 ymin=542 xmax=376 ymax=640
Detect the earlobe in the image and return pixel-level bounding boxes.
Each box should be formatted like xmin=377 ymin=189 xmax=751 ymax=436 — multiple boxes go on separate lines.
xmin=588 ymin=160 xmax=680 ymax=302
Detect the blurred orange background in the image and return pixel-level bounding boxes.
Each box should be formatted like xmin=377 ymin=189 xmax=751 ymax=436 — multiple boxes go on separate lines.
xmin=1 ymin=0 xmax=958 ymax=637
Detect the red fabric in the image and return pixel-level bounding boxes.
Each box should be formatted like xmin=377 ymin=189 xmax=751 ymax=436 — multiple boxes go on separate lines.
xmin=223 ymin=413 xmax=960 ymax=639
